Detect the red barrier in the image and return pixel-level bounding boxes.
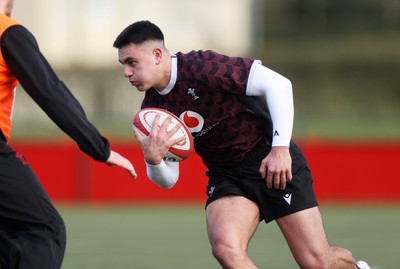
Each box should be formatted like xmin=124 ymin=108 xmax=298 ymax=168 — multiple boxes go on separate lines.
xmin=9 ymin=140 xmax=400 ymax=204
xmin=301 ymin=140 xmax=400 ymax=203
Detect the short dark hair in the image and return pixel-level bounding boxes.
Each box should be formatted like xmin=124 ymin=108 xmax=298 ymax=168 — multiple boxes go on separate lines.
xmin=113 ymin=20 xmax=164 ymax=49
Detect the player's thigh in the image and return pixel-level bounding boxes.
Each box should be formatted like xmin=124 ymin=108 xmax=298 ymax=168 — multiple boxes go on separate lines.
xmin=0 ymin=152 xmax=61 ymax=225
xmin=206 ymin=195 xmax=260 ymax=248
xmin=276 ymin=206 xmax=330 ymax=263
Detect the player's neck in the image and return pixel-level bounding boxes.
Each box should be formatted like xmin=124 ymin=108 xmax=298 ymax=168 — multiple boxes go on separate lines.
xmin=155 ymin=55 xmax=172 ymax=91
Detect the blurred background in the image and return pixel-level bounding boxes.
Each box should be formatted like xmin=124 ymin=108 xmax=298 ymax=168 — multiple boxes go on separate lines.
xmin=8 ymin=0 xmax=400 ymax=268
xmin=11 ymin=0 xmax=400 ymax=141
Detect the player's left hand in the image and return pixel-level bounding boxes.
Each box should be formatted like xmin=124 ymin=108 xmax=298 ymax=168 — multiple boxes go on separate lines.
xmin=106 ymin=150 xmax=138 ymax=179
xmin=259 ymin=146 xmax=292 ymax=190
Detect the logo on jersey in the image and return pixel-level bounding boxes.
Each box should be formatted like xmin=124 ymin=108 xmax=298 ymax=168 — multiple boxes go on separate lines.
xmin=187 ymin=88 xmax=199 ymax=100
xmin=180 ymin=111 xmax=204 ymax=133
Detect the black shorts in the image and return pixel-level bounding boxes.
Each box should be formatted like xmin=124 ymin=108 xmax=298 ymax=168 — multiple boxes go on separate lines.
xmin=0 ymin=133 xmax=66 ymax=269
xmin=205 ymin=141 xmax=318 ymax=223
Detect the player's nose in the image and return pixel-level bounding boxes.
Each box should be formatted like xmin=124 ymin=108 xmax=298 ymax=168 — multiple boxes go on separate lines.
xmin=123 ymin=66 xmax=133 ymax=78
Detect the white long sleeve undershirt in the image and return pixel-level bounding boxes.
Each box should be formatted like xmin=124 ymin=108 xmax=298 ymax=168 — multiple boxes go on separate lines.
xmin=246 ymin=62 xmax=294 ymax=147
xmin=146 ymin=160 xmax=179 ymax=189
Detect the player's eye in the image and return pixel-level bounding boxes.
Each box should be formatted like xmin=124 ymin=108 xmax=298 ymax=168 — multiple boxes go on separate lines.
xmin=130 ymin=61 xmax=139 ymax=67
xmin=121 ymin=58 xmax=137 ymax=67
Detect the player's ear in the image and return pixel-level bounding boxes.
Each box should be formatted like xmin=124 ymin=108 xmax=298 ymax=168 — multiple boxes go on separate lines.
xmin=153 ymin=47 xmax=163 ymax=65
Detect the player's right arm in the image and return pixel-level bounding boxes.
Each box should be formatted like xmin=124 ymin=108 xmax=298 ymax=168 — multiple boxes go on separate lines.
xmin=133 ymin=114 xmax=182 ymax=188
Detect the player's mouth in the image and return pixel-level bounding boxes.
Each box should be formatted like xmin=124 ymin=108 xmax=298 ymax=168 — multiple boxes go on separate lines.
xmin=130 ymin=80 xmax=140 ymax=87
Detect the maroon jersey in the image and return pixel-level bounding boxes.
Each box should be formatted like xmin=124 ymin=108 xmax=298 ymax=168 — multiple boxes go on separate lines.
xmin=141 ymin=50 xmax=272 ymax=167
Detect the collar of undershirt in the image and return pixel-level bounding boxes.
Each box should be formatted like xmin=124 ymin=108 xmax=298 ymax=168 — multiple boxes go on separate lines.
xmin=156 ymin=54 xmax=177 ymax=96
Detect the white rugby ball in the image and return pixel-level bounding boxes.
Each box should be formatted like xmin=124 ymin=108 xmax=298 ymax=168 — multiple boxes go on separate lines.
xmin=133 ymin=107 xmax=194 ymax=162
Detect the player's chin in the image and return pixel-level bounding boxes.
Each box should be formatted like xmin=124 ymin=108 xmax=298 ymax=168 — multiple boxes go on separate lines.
xmin=135 ymin=85 xmax=151 ymax=92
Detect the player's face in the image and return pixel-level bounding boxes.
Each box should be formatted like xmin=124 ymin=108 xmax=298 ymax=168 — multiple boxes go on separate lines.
xmin=118 ymin=42 xmax=161 ymax=92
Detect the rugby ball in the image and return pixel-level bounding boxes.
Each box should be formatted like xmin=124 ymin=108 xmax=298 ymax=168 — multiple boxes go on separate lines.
xmin=133 ymin=107 xmax=194 ymax=162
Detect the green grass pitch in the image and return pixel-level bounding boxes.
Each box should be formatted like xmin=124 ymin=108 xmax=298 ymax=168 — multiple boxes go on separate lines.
xmin=60 ymin=204 xmax=400 ymax=269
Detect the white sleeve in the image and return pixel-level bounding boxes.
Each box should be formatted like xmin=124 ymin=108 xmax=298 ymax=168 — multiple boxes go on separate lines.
xmin=246 ymin=62 xmax=294 ymax=147
xmin=146 ymin=160 xmax=180 ymax=189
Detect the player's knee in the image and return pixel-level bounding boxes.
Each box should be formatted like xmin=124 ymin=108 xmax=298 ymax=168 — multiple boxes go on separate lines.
xmin=211 ymin=241 xmax=231 ymax=261
xmin=211 ymin=242 xmax=246 ymax=266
